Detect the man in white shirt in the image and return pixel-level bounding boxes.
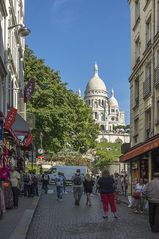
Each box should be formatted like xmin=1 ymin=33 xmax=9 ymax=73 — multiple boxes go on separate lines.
xmin=10 ymin=167 xmax=20 ymax=208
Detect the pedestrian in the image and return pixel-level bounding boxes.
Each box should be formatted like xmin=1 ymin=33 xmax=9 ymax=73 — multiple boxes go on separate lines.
xmin=61 ymin=173 xmax=67 ymax=194
xmin=42 ymin=172 xmax=49 ymax=194
xmin=10 ymin=167 xmax=20 ymax=208
xmin=146 ymin=172 xmax=159 ymax=233
xmin=114 ymin=173 xmax=121 ymax=203
xmin=83 ymin=174 xmax=94 ymax=206
xmin=32 ymin=172 xmax=39 ymax=196
xmin=133 ymin=178 xmax=145 ymax=214
xmin=97 ymin=169 xmax=118 ymax=219
xmin=124 ymin=174 xmax=128 ymax=197
xmin=23 ymin=172 xmax=31 ymax=197
xmin=95 ymin=175 xmax=100 ymax=194
xmin=72 ymin=169 xmax=84 ymax=206
xmin=55 ymin=172 xmax=64 ymax=201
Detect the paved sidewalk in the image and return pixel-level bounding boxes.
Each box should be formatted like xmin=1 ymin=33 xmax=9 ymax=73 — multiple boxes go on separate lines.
xmin=0 ymin=195 xmax=40 ymax=239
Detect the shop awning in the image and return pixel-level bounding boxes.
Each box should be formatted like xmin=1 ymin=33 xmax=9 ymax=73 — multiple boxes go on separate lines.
xmin=12 ymin=113 xmax=29 ymax=136
xmin=120 ymin=134 xmax=159 ymax=162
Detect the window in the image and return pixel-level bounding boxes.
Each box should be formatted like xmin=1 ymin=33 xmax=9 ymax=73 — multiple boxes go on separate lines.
xmin=157 ymin=1 xmax=159 ymax=32
xmin=101 ymin=113 xmax=105 ymax=121
xmin=156 ymin=101 xmax=159 ymax=124
xmin=134 ymin=77 xmax=139 ymax=106
xmin=100 ymin=125 xmax=105 ymax=131
xmin=146 ymin=16 xmax=151 ymax=46
xmin=143 ymin=62 xmax=151 ymax=98
xmin=134 ymin=118 xmax=139 ymax=135
xmin=135 ymin=37 xmax=140 ymax=62
xmin=111 ymin=117 xmax=115 ymax=121
xmin=111 ymin=109 xmax=115 ymax=113
xmin=95 ymin=112 xmax=98 ymax=120
xmin=94 ymin=101 xmax=98 ymax=108
xmin=133 ymin=117 xmax=139 ymax=143
xmin=135 ymin=0 xmax=140 ymax=22
xmin=145 ymin=108 xmax=151 ymax=139
xmin=102 ymin=100 xmax=104 ymax=106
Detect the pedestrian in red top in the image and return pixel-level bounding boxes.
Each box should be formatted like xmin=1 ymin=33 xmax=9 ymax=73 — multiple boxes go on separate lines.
xmin=97 ymin=169 xmax=117 ymax=219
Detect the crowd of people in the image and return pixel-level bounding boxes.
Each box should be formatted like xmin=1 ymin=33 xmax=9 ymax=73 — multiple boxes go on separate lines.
xmin=50 ymin=168 xmax=159 ymax=233
xmin=3 ymin=166 xmax=159 ymax=234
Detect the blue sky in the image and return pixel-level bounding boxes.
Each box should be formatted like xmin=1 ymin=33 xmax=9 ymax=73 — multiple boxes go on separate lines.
xmin=25 ymin=0 xmax=131 ymax=124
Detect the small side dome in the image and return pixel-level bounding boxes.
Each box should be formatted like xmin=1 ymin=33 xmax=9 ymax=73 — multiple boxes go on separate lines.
xmin=109 ymin=89 xmax=119 ymax=107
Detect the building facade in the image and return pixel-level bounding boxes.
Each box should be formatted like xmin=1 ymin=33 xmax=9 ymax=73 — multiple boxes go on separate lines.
xmin=84 ymin=63 xmax=130 ymax=144
xmin=121 ymin=0 xmax=159 ymax=184
xmin=0 ymin=0 xmax=26 ymax=119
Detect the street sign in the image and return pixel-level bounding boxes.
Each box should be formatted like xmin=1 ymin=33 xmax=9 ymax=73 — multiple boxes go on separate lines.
xmin=38 ymin=148 xmax=44 ymax=154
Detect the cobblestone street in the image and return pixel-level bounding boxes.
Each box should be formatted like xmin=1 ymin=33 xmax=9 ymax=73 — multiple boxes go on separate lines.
xmin=26 ymin=187 xmax=159 ymax=239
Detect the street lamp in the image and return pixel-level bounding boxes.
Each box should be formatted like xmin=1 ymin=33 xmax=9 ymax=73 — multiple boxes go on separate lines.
xmin=40 ymin=132 xmax=43 ymax=149
xmin=8 ymin=24 xmax=31 ymax=37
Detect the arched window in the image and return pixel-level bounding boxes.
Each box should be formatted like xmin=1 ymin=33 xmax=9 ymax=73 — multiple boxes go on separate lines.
xmin=100 ymin=125 xmax=105 ymax=131
xmin=101 ymin=113 xmax=105 ymax=121
xmin=95 ymin=112 xmax=98 ymax=119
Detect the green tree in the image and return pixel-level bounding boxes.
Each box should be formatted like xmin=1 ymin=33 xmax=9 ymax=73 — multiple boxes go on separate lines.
xmin=95 ymin=142 xmax=122 ymax=169
xmin=24 ymin=46 xmax=99 ymax=154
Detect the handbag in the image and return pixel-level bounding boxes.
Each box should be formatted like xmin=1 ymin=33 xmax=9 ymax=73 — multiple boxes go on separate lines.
xmin=132 ymin=191 xmax=141 ymax=199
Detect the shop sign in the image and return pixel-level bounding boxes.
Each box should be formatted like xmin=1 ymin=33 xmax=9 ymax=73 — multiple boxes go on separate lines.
xmin=24 ymin=78 xmax=36 ymax=103
xmin=24 ymin=134 xmax=33 ymax=147
xmin=4 ymin=108 xmax=17 ymax=130
xmin=38 ymin=148 xmax=44 ymax=154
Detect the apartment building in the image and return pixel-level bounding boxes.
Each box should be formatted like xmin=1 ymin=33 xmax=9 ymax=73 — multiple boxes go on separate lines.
xmin=121 ymin=0 xmax=159 ymax=183
xmin=0 ymin=0 xmax=28 ymax=119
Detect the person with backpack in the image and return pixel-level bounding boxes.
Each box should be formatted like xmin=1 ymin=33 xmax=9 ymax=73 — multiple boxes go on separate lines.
xmin=42 ymin=172 xmax=49 ymax=194
xmin=72 ymin=169 xmax=84 ymax=206
xmin=55 ymin=172 xmax=64 ymax=201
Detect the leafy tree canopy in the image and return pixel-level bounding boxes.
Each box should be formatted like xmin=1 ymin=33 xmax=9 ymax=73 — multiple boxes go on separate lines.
xmin=24 ymin=46 xmax=99 ymax=154
xmin=95 ymin=142 xmax=122 ymax=169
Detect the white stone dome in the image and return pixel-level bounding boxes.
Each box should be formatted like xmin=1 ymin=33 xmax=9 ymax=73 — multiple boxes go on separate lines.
xmin=109 ymin=89 xmax=119 ymax=107
xmin=85 ymin=64 xmax=107 ymax=93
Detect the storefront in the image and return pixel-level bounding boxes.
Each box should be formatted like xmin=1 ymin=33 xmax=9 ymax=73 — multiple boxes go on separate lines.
xmin=120 ymin=134 xmax=159 ymax=193
xmin=0 ymin=109 xmax=32 ymax=217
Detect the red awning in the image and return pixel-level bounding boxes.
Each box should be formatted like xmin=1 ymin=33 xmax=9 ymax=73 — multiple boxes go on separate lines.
xmin=120 ymin=135 xmax=159 ymax=162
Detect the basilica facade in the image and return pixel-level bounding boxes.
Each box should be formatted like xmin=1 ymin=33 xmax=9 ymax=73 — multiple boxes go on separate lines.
xmin=84 ymin=64 xmax=130 ymax=144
